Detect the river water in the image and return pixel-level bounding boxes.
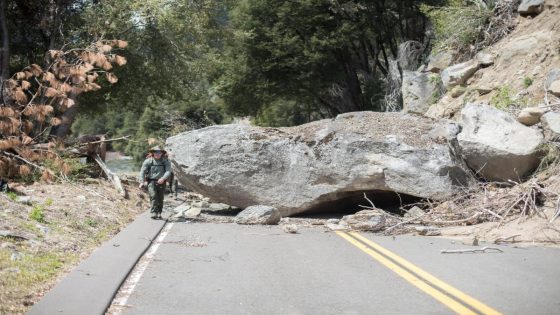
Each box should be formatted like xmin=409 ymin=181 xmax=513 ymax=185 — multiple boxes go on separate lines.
xmin=105 ymin=152 xmax=138 ymax=174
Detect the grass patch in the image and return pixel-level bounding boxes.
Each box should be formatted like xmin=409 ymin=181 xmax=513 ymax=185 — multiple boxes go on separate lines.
xmin=84 ymin=218 xmax=99 ymax=228
xmin=422 ymin=1 xmax=491 ymax=57
xmin=523 ymin=76 xmax=533 ymax=88
xmin=491 ymin=85 xmax=514 ymax=109
xmin=29 ymin=205 xmax=45 ymax=223
xmin=5 ymin=191 xmax=17 ymax=201
xmin=0 ymin=249 xmax=76 ymax=314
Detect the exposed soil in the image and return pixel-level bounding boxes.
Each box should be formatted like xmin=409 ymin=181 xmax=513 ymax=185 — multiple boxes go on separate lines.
xmin=0 ymin=178 xmax=150 ymax=314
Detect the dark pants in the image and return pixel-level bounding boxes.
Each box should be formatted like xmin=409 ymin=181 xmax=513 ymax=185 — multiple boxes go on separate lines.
xmin=148 ymin=181 xmax=166 ymax=214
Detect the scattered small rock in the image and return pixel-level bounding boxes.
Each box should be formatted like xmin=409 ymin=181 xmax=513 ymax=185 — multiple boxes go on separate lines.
xmin=518 ymin=0 xmax=545 ymax=15
xmin=16 ymin=196 xmax=32 ymax=205
xmin=11 ymin=251 xmax=24 ymax=261
xmin=234 ymin=205 xmax=281 ymax=225
xmin=341 ymin=210 xmax=386 ymax=232
xmin=184 ymin=207 xmax=202 ymax=218
xmin=36 ymin=224 xmax=50 ymax=235
xmin=475 ymin=85 xmax=494 ymax=95
xmin=404 ymin=206 xmax=425 ymax=218
xmin=517 ymin=107 xmax=546 ymax=126
xmin=450 ymin=86 xmax=467 ymax=98
xmin=475 ymin=52 xmax=494 ymax=67
xmin=282 ymin=224 xmax=298 ymax=234
xmin=325 ymin=221 xmax=349 ymax=231
xmin=415 ymin=226 xmax=441 ymax=236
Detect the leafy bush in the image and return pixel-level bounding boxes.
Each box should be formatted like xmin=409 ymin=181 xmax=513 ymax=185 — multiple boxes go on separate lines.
xmin=422 ymin=0 xmax=491 ymax=57
xmin=523 ymin=76 xmax=533 ymax=88
xmin=29 ymin=205 xmax=45 ymax=223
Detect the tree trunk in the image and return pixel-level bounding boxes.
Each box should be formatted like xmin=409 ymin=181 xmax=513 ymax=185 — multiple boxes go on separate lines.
xmin=0 ymin=0 xmax=9 ymax=81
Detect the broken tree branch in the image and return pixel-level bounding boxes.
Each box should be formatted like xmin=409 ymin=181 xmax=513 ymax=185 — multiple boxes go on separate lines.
xmin=76 ymin=135 xmax=130 ymax=147
xmin=441 ymin=246 xmax=503 ymax=254
xmin=93 ymin=154 xmax=127 ymax=198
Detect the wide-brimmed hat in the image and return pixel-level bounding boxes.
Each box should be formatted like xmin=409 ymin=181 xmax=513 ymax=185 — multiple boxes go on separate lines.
xmin=149 ymin=146 xmax=166 ymax=153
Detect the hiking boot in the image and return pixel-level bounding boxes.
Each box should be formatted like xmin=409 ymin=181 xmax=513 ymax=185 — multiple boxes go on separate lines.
xmin=156 ymin=213 xmax=163 ymax=219
xmin=151 ymin=214 xmax=157 ymax=219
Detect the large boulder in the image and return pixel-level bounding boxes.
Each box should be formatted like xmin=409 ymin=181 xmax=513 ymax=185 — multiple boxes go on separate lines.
xmin=166 ymin=112 xmax=474 ymax=216
xmin=457 ymin=103 xmax=544 ymax=182
xmin=401 ymin=71 xmax=440 ymax=115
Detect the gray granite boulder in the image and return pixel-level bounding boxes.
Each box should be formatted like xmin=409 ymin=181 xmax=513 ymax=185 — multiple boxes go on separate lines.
xmin=457 ymin=103 xmax=544 ymax=182
xmin=518 ymin=0 xmax=545 ymax=15
xmin=541 ymin=112 xmax=560 ymax=141
xmin=234 ymin=205 xmax=281 ymax=225
xmin=401 ymin=71 xmax=440 ymax=115
xmin=441 ymin=61 xmax=479 ymax=89
xmin=166 ymin=112 xmax=474 ymax=216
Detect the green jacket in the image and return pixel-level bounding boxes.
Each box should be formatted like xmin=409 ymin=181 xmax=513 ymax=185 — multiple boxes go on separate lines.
xmin=139 ymin=157 xmax=172 ymax=182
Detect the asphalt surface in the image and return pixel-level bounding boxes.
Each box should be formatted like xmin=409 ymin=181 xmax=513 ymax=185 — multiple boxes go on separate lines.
xmin=117 ymin=222 xmax=560 ymax=315
xmin=27 ymin=211 xmax=167 ymax=315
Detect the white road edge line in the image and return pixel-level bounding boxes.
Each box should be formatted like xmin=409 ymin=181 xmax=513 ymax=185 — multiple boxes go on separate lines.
xmin=109 ymin=222 xmax=175 ymax=314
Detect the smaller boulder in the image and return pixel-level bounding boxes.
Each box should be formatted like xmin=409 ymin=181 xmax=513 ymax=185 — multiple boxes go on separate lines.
xmin=545 ymin=69 xmax=560 ymax=89
xmin=427 ymin=51 xmax=453 ymax=73
xmin=341 ymin=210 xmax=386 ymax=232
xmin=517 ymin=107 xmax=546 ymax=126
xmin=475 ymin=85 xmax=494 ymax=95
xmin=441 ymin=61 xmax=479 ymax=89
xmin=518 ymin=0 xmax=545 ymax=15
xmin=235 ymin=205 xmax=281 ymax=225
xmin=16 ymin=196 xmax=32 ymax=205
xmin=457 ymin=103 xmax=544 ymax=182
xmin=451 ymin=86 xmax=467 ymax=98
xmin=401 ymin=71 xmax=440 ymax=114
xmin=475 ymin=52 xmax=494 ymax=67
xmin=548 ymin=80 xmax=560 ymax=97
xmin=541 ymin=112 xmax=560 ymax=141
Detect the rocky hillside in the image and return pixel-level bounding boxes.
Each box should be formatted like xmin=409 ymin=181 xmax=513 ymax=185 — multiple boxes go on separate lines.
xmin=424 ymin=0 xmax=560 ymax=119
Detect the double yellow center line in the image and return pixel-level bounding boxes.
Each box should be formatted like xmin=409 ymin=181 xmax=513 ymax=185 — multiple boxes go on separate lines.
xmin=336 ymin=231 xmax=502 ymax=315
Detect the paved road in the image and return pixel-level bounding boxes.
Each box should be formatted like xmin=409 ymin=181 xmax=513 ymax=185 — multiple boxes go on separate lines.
xmin=113 ymin=222 xmax=560 ymax=315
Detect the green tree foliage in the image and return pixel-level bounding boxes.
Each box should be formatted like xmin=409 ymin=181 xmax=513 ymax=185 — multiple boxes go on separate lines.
xmin=215 ymin=0 xmax=436 ymax=122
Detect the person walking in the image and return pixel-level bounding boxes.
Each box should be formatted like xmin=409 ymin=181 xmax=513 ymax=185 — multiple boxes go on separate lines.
xmin=138 ymin=146 xmax=172 ymax=219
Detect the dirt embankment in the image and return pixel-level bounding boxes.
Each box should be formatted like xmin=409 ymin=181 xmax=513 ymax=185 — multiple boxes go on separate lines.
xmin=0 ymin=178 xmax=147 ymax=314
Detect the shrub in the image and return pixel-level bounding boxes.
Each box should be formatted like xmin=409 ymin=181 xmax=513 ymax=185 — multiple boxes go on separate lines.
xmin=29 ymin=205 xmax=45 ymax=223
xmin=523 ymin=76 xmax=533 ymax=88
xmin=422 ymin=0 xmax=492 ymax=58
